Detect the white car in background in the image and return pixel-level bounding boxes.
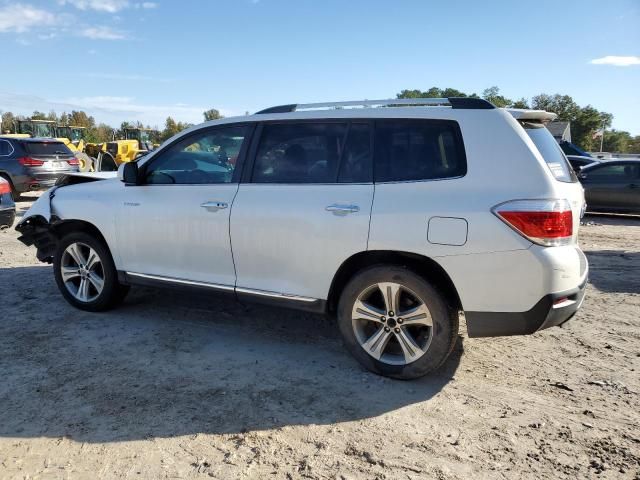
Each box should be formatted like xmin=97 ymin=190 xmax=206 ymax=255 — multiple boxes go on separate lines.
xmin=17 ymin=98 xmax=588 ymax=379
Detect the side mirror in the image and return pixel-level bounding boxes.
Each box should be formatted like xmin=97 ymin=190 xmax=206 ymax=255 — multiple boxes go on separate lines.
xmin=118 ymin=162 xmax=140 ymax=185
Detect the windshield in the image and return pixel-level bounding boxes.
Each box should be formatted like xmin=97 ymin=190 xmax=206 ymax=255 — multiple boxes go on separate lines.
xmin=523 ymin=123 xmax=577 ymax=183
xmin=24 ymin=142 xmax=73 ymax=156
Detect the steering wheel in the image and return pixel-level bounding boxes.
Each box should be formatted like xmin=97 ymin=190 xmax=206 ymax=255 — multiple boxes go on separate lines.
xmin=149 ymin=171 xmax=176 ymax=184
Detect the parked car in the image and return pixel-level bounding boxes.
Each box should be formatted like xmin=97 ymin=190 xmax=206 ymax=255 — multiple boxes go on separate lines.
xmin=0 ymin=177 xmax=16 ymax=228
xmin=559 ymin=140 xmax=592 ymax=158
xmin=0 ymin=137 xmax=79 ymax=199
xmin=567 ymin=155 xmax=599 ymax=173
xmin=579 ymin=160 xmax=640 ymax=213
xmin=16 ymin=98 xmax=588 ymax=379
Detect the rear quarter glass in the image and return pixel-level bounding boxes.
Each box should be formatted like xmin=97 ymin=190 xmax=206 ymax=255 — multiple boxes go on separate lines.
xmin=522 ymin=123 xmax=577 ymax=183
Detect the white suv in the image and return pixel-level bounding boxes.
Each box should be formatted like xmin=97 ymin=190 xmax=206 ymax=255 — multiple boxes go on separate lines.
xmin=17 ymin=98 xmax=588 ymax=379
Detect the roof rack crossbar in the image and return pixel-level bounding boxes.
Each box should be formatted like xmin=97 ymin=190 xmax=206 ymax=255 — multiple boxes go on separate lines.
xmin=254 ymin=97 xmax=494 ymax=114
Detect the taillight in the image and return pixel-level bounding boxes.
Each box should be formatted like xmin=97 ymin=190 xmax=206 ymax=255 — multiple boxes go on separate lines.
xmin=0 ymin=180 xmax=10 ymax=195
xmin=18 ymin=157 xmax=44 ymax=167
xmin=493 ymin=199 xmax=573 ymax=246
xmin=67 ymin=157 xmax=79 ymax=166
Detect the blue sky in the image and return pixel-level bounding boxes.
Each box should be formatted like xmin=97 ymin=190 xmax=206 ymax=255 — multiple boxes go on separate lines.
xmin=1 ymin=0 xmax=639 ymax=134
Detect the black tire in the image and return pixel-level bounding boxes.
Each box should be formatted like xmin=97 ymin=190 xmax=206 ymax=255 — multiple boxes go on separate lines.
xmin=53 ymin=231 xmax=129 ymax=312
xmin=337 ymin=265 xmax=459 ymax=380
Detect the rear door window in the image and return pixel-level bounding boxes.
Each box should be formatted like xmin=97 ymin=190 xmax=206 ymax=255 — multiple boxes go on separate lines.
xmin=24 ymin=142 xmax=72 ymax=156
xmin=523 ymin=123 xmax=577 ymax=183
xmin=374 ymin=120 xmax=466 ymax=183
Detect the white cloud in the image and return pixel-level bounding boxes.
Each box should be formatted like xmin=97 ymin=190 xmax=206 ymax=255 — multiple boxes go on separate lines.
xmin=59 ymin=0 xmax=158 ymax=12
xmin=0 ymin=4 xmax=59 ymax=33
xmin=85 ymin=73 xmax=174 ymax=82
xmin=0 ymin=92 xmax=236 ymax=129
xmin=59 ymin=0 xmax=130 ymax=13
xmin=590 ymin=55 xmax=640 ymax=67
xmin=79 ymin=26 xmax=126 ymax=40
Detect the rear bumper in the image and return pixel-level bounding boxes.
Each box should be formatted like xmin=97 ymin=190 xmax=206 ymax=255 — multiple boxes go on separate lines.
xmin=465 ymin=275 xmax=588 ymax=338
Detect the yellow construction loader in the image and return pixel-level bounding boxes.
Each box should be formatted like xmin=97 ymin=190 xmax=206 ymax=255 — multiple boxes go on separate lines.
xmin=89 ymin=127 xmax=158 ymax=172
xmin=55 ymin=125 xmax=95 ymax=172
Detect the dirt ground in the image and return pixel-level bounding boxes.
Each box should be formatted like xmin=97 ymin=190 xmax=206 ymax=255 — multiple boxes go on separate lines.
xmin=0 ymin=193 xmax=638 ymax=480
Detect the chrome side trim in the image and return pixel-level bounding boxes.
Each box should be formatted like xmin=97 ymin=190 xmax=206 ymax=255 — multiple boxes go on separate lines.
xmin=125 ymin=272 xmax=235 ymax=292
xmin=125 ymin=272 xmax=319 ymax=303
xmin=235 ymin=287 xmax=318 ymax=303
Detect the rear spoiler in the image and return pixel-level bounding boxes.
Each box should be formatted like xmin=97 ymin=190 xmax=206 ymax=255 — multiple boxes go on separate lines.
xmin=507 ymin=109 xmax=557 ymax=123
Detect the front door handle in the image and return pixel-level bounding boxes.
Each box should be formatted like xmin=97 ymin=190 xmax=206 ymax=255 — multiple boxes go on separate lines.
xmin=629 ymin=184 xmax=639 ymax=189
xmin=326 ymin=204 xmax=360 ymax=215
xmin=201 ymin=201 xmax=228 ymax=212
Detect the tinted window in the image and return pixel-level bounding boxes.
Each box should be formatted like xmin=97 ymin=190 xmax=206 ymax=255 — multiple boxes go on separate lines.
xmin=524 ymin=124 xmax=577 ymax=183
xmin=253 ymin=123 xmax=347 ymax=183
xmin=374 ymin=120 xmax=466 ymax=182
xmin=584 ymin=163 xmax=639 ymax=183
xmin=145 ymin=126 xmax=247 ymax=185
xmin=338 ymin=123 xmax=372 ymax=183
xmin=24 ymin=142 xmax=72 ymax=156
xmin=0 ymin=139 xmax=13 ymax=156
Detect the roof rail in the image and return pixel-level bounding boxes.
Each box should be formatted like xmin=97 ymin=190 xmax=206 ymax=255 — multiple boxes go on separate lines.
xmin=254 ymin=97 xmax=495 ymax=114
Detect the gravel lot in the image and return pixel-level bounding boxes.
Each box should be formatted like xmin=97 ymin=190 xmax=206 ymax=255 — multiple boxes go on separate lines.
xmin=1 ymin=193 xmax=638 ymax=479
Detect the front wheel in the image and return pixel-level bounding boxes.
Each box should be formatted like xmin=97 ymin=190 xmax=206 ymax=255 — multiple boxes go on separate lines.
xmin=54 ymin=232 xmax=129 ymax=311
xmin=337 ymin=266 xmax=458 ymax=379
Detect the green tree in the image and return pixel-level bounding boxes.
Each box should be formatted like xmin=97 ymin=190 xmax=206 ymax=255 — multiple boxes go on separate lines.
xmin=31 ymin=110 xmax=48 ymax=120
xmin=510 ymin=98 xmax=529 ymax=109
xmin=204 ymin=108 xmax=223 ymax=121
xmin=602 ymin=129 xmax=632 ymax=153
xmin=1 ymin=111 xmax=16 ymax=133
xmin=481 ymin=86 xmax=513 ymax=107
xmin=531 ymin=94 xmax=611 ymax=151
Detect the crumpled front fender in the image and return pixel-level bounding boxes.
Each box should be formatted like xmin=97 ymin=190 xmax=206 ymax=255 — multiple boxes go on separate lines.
xmin=15 ymin=188 xmax=58 ymax=263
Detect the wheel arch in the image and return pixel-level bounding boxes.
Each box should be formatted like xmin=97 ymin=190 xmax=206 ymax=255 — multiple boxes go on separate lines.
xmin=327 ymin=250 xmax=463 ymax=314
xmin=52 ymin=219 xmax=109 ymax=247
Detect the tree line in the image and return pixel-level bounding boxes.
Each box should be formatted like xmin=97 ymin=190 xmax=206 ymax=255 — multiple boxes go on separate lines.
xmin=397 ymin=87 xmax=639 ymax=153
xmin=2 ymin=94 xmax=637 ymax=153
xmin=0 ymin=108 xmax=225 ymax=144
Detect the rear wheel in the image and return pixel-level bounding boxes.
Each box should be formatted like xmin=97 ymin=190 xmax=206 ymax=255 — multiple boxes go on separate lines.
xmin=337 ymin=266 xmax=458 ymax=379
xmin=54 ymin=232 xmax=129 ymax=311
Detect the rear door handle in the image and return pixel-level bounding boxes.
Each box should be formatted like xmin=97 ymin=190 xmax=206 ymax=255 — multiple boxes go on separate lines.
xmin=326 ymin=204 xmax=360 ymax=215
xmin=201 ymin=201 xmax=228 ymax=212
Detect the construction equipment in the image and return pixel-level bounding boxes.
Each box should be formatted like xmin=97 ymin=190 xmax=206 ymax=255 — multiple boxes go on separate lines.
xmin=0 ymin=119 xmax=57 ymax=138
xmin=55 ymin=125 xmax=95 ymax=172
xmin=91 ymin=127 xmax=158 ymax=172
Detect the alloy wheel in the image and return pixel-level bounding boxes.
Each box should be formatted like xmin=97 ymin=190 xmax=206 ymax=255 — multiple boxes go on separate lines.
xmin=351 ymin=282 xmax=433 ymax=365
xmin=60 ymin=242 xmax=105 ymax=303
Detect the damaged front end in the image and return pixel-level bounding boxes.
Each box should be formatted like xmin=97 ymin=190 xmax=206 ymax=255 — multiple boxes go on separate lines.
xmin=15 ymin=173 xmax=108 ymax=263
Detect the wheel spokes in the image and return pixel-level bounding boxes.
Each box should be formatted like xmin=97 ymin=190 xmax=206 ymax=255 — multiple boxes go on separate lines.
xmin=352 ymin=298 xmax=385 ymax=323
xmin=399 ymin=303 xmax=432 ymax=327
xmin=61 ymin=266 xmax=81 ymax=282
xmin=87 ymin=272 xmax=104 ymax=293
xmin=86 ymin=248 xmax=100 ymax=270
xmin=361 ymin=326 xmax=393 ymax=360
xmin=378 ymin=282 xmax=401 ymax=314
xmin=395 ymin=327 xmax=426 ymax=363
xmin=76 ymin=278 xmax=91 ymax=301
xmin=66 ymin=243 xmax=86 ymax=266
